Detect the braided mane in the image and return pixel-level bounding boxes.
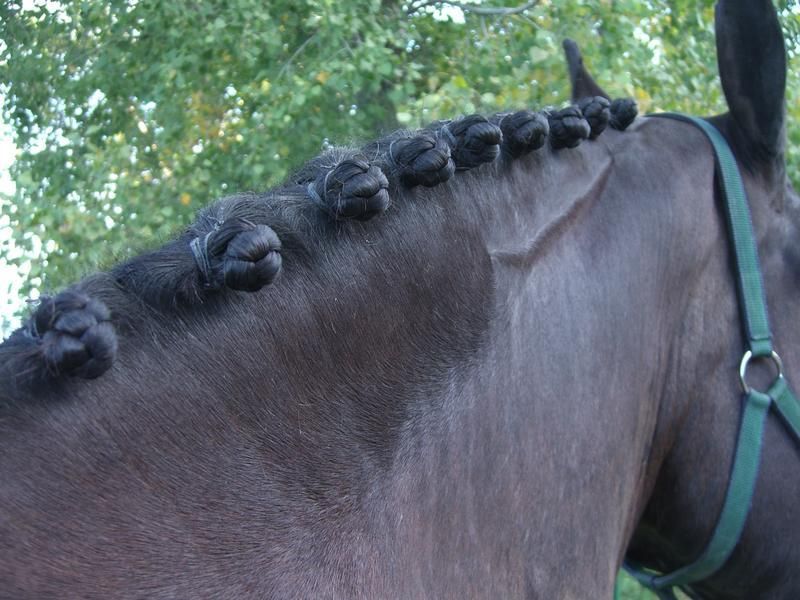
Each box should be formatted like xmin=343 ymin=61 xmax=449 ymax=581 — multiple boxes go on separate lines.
xmin=0 ymin=98 xmax=637 ymax=398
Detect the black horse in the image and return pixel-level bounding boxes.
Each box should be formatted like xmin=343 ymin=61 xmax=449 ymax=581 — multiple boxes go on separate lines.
xmin=1 ymin=1 xmax=798 ymax=598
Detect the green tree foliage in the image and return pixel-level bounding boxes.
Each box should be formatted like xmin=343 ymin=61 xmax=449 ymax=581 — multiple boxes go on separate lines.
xmin=1 ymin=1 xmax=799 ymax=299
xmin=2 ymin=2 xmax=797 ymax=596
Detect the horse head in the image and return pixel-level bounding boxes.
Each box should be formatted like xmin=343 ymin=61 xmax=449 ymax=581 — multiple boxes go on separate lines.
xmin=615 ymin=1 xmax=800 ymax=597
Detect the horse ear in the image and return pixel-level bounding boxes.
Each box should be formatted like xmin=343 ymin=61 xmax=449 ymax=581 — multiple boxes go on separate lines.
xmin=562 ymin=39 xmax=610 ymax=102
xmin=715 ymin=0 xmax=786 ymax=161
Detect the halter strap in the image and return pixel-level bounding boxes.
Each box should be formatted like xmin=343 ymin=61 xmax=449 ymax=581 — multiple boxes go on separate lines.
xmin=665 ymin=115 xmax=772 ymax=356
xmin=623 ymin=114 xmax=800 ymax=595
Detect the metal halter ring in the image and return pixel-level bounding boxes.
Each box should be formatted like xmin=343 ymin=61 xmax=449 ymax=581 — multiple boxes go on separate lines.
xmin=739 ymin=350 xmax=784 ymax=394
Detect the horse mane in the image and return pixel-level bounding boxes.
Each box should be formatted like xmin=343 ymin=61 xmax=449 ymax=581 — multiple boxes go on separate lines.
xmin=0 ymin=98 xmax=637 ymax=403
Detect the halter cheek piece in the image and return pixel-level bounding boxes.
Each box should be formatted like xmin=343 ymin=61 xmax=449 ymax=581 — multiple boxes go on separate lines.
xmin=623 ymin=115 xmax=800 ymax=599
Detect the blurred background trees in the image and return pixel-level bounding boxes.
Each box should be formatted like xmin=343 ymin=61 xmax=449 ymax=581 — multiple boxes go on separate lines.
xmin=3 ymin=1 xmax=798 ymax=595
xmin=2 ymin=0 xmax=799 ymax=310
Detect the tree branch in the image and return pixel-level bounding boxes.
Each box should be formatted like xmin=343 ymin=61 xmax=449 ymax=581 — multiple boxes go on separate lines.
xmin=277 ymin=32 xmax=318 ymax=80
xmin=408 ymin=0 xmax=538 ymax=17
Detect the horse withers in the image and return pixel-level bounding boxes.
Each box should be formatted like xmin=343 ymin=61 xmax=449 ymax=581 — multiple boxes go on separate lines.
xmin=1 ymin=0 xmax=798 ymax=598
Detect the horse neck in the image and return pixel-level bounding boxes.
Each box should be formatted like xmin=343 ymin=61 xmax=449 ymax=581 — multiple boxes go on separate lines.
xmin=353 ymin=121 xmax=733 ymax=595
xmin=7 ymin=118 xmax=772 ymax=597
xmin=148 ymin=122 xmax=697 ymax=595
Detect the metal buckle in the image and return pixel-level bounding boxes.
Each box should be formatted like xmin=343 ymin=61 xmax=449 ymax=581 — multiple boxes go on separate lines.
xmin=739 ymin=350 xmax=784 ymax=394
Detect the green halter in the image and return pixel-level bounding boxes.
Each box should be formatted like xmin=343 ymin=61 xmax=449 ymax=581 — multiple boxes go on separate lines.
xmin=622 ymin=114 xmax=800 ymax=599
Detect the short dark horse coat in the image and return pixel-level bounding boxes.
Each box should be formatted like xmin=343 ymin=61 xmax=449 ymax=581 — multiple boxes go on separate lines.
xmin=1 ymin=1 xmax=798 ymax=598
